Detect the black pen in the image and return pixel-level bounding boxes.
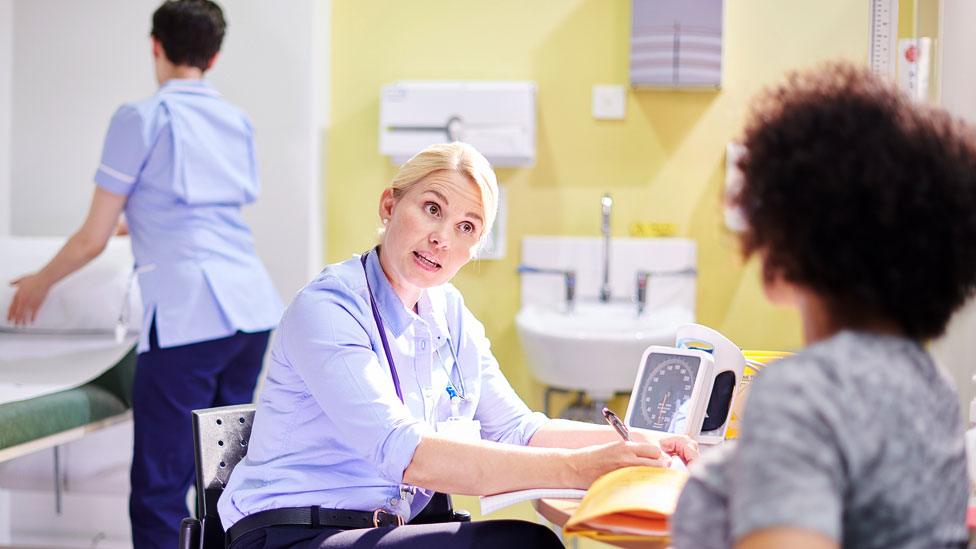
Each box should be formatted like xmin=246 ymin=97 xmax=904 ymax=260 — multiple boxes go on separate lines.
xmin=602 ymin=407 xmax=631 ymax=442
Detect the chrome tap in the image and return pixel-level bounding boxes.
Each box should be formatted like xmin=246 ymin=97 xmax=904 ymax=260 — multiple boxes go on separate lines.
xmin=635 ymin=267 xmax=698 ymax=315
xmin=636 ymin=270 xmax=649 ymax=315
xmin=517 ymin=265 xmax=577 ymax=312
xmin=600 ymin=193 xmax=613 ymax=302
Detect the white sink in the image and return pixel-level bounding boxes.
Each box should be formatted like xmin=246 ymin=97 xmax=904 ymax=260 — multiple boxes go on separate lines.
xmin=517 ymin=236 xmax=697 ymax=401
xmin=516 ymin=302 xmax=694 ymax=400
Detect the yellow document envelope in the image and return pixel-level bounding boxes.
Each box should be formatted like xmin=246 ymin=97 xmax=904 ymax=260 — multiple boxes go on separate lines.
xmin=564 ymin=466 xmax=688 ymax=541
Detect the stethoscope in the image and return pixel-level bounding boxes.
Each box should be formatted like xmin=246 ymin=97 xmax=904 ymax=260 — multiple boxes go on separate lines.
xmin=434 ymin=338 xmax=467 ymax=402
xmin=360 ymin=249 xmax=468 ymax=404
xmin=361 ymin=249 xmax=468 ymax=505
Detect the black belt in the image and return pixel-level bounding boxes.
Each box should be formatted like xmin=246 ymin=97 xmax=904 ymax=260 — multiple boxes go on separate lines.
xmin=226 ymin=506 xmax=404 ymax=545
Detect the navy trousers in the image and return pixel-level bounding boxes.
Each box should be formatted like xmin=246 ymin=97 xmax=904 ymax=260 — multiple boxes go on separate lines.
xmin=231 ymin=520 xmax=565 ymax=549
xmin=129 ymin=321 xmax=270 ymax=549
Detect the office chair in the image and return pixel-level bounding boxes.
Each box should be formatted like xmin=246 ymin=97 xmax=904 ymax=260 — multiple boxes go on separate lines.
xmin=178 ymin=403 xmax=470 ymax=549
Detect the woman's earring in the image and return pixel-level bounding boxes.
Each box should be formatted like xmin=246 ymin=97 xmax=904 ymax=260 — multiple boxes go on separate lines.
xmin=382 ymin=218 xmax=389 ymax=225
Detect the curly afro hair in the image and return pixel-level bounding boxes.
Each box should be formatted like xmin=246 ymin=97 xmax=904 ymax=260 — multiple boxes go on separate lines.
xmin=735 ymin=61 xmax=976 ymax=340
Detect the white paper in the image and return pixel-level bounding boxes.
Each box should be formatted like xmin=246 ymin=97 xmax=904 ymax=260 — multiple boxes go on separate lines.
xmin=0 ymin=236 xmax=142 ymax=334
xmin=0 ymin=332 xmax=136 ymax=406
xmin=479 ymin=487 xmax=586 ymax=516
xmin=668 ymin=456 xmax=689 ymax=472
xmin=898 ymin=38 xmax=932 ymax=102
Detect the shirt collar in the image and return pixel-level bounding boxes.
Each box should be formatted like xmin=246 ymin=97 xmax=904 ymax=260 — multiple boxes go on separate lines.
xmin=158 ymin=79 xmax=221 ymax=97
xmin=364 ymin=247 xmax=413 ymax=338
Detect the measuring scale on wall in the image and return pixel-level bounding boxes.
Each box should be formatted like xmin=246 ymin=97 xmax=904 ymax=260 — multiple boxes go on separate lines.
xmin=869 ymin=0 xmax=899 ymax=78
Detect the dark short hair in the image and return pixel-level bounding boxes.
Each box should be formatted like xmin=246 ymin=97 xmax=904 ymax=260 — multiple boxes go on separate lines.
xmin=151 ymin=0 xmax=226 ymax=71
xmin=734 ymin=61 xmax=976 ymax=339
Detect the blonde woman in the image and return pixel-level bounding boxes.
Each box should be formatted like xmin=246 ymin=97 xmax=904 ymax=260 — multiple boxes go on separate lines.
xmin=219 ymin=142 xmax=698 ymax=548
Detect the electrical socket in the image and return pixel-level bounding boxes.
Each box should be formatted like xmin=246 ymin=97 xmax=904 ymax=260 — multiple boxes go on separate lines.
xmin=592 ymin=85 xmax=626 ymax=120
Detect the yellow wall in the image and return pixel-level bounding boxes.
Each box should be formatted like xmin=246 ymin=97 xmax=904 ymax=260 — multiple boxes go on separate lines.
xmin=327 ymin=0 xmax=868 ymax=412
xmin=327 ymin=0 xmax=868 ymax=532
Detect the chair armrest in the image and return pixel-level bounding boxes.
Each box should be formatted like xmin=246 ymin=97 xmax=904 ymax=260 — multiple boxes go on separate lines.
xmin=178 ymin=517 xmax=201 ymax=549
xmin=408 ymin=492 xmax=470 ymax=524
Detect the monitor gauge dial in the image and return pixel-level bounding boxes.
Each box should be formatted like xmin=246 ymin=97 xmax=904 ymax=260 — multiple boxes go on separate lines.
xmin=639 ymin=356 xmax=696 ymax=433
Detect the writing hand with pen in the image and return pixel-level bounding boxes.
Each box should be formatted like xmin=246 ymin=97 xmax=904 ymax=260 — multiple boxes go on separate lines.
xmin=603 ymin=406 xmax=699 ymax=467
xmin=547 ymin=408 xmax=701 ymax=489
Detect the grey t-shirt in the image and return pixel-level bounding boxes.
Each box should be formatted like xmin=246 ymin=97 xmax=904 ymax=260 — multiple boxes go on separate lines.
xmin=671 ymin=331 xmax=967 ymax=549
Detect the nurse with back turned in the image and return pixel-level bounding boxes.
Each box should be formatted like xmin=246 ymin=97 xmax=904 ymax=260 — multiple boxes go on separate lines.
xmin=7 ymin=2 xmax=282 ymax=547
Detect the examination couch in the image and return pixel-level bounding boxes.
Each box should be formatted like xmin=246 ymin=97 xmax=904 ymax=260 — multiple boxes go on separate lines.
xmin=0 ymin=346 xmax=135 ymax=463
xmin=0 ymin=235 xmax=140 ymax=464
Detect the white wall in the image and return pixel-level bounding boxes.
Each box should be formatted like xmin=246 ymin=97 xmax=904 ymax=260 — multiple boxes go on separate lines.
xmin=939 ymin=0 xmax=976 ymax=122
xmin=0 ymin=1 xmax=326 ymax=545
xmin=207 ymin=0 xmax=324 ymax=291
xmin=931 ymin=0 xmax=976 ymax=418
xmin=9 ymin=0 xmax=323 ymax=299
xmin=10 ymin=1 xmax=155 ymax=237
xmin=0 ymin=0 xmax=12 ymax=236
xmin=313 ymin=0 xmax=330 ymax=268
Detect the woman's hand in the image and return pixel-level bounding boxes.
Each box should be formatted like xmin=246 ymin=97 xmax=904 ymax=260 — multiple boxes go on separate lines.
xmin=568 ymin=440 xmax=670 ymax=488
xmin=5 ymin=187 xmax=126 ymax=328
xmin=630 ymin=428 xmax=700 ymax=465
xmin=660 ymin=434 xmax=700 ymax=465
xmin=7 ymin=273 xmax=53 ymax=326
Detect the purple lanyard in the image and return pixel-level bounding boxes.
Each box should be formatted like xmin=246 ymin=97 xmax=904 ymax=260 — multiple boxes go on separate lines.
xmin=361 ymin=250 xmax=405 ymax=403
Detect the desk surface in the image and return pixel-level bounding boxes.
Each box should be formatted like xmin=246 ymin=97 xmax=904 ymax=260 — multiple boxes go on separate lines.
xmin=533 ymin=498 xmax=669 ymax=549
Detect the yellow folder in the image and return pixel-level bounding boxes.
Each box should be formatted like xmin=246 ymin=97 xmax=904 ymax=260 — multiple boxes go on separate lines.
xmin=564 ymin=466 xmax=688 ymax=543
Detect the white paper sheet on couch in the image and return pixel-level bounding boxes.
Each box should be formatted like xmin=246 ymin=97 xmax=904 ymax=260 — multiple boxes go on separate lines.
xmin=0 ymin=333 xmax=136 ymax=406
xmin=0 ymin=236 xmax=142 ymax=334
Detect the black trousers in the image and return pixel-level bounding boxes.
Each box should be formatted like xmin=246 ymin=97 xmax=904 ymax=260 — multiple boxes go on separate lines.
xmin=230 ymin=520 xmax=564 ymax=548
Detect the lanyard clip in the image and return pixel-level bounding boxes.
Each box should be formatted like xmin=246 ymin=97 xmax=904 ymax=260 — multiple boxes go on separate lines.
xmin=446 ymin=387 xmax=462 ymax=417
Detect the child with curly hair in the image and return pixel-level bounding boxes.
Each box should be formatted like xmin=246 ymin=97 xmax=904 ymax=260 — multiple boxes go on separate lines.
xmin=671 ymin=62 xmax=976 ymax=549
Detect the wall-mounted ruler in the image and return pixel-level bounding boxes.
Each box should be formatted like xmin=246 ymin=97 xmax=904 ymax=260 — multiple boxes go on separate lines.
xmin=869 ymin=0 xmax=899 ymax=78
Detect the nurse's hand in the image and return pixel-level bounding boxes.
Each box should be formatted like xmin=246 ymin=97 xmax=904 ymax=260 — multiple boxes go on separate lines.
xmin=7 ymin=273 xmax=52 ymax=326
xmin=660 ymin=434 xmax=700 ymax=465
xmin=569 ymin=440 xmax=670 ymax=488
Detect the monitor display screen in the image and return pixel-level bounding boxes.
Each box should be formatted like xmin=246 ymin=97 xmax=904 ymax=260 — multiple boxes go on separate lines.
xmin=630 ymin=352 xmax=701 ymax=433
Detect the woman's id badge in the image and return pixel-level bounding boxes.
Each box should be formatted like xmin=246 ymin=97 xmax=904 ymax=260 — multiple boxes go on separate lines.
xmin=435 ymin=417 xmax=481 ymax=441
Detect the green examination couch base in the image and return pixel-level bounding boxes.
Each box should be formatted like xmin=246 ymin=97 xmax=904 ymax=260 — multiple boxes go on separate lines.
xmin=0 ymin=347 xmax=136 ymax=462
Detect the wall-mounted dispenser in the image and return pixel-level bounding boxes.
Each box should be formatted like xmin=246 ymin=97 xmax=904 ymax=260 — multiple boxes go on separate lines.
xmin=630 ymin=0 xmax=724 ymax=89
xmin=379 ymin=81 xmax=536 ymax=167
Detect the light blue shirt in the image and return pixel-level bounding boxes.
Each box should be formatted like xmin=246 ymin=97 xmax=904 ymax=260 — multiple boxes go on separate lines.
xmin=218 ymin=249 xmax=549 ymax=529
xmin=94 ymin=79 xmax=283 ymax=352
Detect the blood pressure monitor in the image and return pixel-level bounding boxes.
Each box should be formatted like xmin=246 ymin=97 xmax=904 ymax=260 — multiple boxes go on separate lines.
xmin=624 ymin=346 xmax=714 ymax=437
xmin=624 ymin=324 xmax=746 ymax=444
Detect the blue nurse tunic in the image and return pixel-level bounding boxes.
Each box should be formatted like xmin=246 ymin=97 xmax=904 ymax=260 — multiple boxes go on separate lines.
xmin=93 ymin=78 xmax=283 ymax=548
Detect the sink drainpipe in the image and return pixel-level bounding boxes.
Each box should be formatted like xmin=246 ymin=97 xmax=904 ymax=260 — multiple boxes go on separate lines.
xmin=600 ymin=193 xmax=613 ymax=303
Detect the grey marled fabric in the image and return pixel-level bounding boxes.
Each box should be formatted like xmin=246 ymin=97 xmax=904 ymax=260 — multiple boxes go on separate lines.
xmin=671 ymin=331 xmax=967 ymax=549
